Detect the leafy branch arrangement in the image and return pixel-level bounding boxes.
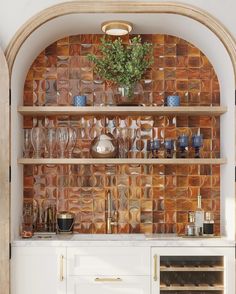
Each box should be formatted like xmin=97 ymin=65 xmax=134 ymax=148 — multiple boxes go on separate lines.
xmin=87 ymin=35 xmax=153 ymax=98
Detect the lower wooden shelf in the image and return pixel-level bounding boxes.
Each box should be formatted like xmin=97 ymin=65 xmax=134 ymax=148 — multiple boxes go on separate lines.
xmin=17 ymin=158 xmax=227 ymax=165
xmin=160 ymin=284 xmax=224 ymax=291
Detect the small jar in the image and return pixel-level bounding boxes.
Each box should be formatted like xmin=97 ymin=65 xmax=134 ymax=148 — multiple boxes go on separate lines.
xmin=57 ymin=211 xmax=74 ymax=233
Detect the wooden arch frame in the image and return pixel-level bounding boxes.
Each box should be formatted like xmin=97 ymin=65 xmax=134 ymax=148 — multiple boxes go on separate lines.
xmin=4 ymin=1 xmax=236 ymax=84
xmin=1 ymin=1 xmax=236 ymax=293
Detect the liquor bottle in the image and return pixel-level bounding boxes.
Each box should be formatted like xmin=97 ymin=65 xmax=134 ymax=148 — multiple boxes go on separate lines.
xmin=194 ymin=195 xmax=204 ymax=235
xmin=203 ymin=212 xmax=214 ymax=236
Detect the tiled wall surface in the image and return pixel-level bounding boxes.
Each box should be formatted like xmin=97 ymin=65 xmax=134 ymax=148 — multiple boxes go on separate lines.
xmin=24 ymin=34 xmax=220 ymax=107
xmin=23 ymin=34 xmax=220 ymax=235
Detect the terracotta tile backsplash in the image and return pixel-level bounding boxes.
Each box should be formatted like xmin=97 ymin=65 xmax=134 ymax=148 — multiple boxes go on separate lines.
xmin=24 ymin=33 xmax=220 ymax=107
xmin=23 ymin=164 xmax=220 ymax=235
xmin=22 ymin=34 xmax=221 ymax=235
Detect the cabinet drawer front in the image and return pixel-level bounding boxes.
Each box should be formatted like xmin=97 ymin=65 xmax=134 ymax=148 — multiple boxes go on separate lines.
xmin=67 ymin=276 xmax=150 ymax=294
xmin=67 ymin=247 xmax=150 ymax=276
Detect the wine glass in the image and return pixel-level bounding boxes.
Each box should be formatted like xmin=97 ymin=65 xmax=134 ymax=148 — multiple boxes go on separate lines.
xmin=23 ymin=129 xmax=32 ymax=158
xmin=45 ymin=121 xmax=56 ymax=158
xmin=117 ymin=128 xmax=137 ymax=158
xmin=56 ymin=127 xmax=69 ymax=158
xmin=31 ymin=126 xmax=45 ymax=158
xmin=67 ymin=127 xmax=77 ymax=158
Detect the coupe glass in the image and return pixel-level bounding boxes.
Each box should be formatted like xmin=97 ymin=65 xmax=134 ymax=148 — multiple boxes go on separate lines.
xmin=46 ymin=121 xmax=56 ymax=158
xmin=67 ymin=127 xmax=77 ymax=158
xmin=23 ymin=129 xmax=32 ymax=158
xmin=31 ymin=126 xmax=45 ymax=158
xmin=56 ymin=127 xmax=69 ymax=158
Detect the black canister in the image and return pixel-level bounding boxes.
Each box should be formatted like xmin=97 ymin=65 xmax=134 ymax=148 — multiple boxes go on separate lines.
xmin=57 ymin=211 xmax=74 ymax=233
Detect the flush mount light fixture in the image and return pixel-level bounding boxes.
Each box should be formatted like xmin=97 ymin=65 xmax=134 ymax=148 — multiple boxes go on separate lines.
xmin=101 ymin=20 xmax=133 ymax=36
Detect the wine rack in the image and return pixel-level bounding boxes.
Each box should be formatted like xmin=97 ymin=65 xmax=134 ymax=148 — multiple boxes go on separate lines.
xmin=160 ymin=256 xmax=224 ymax=293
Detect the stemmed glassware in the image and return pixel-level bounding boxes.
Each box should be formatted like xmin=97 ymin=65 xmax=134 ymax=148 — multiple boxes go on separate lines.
xmin=23 ymin=129 xmax=32 ymax=158
xmin=31 ymin=125 xmax=46 ymax=158
xmin=178 ymin=134 xmax=189 ymax=158
xmin=117 ymin=128 xmax=137 ymax=158
xmin=56 ymin=127 xmax=69 ymax=158
xmin=192 ymin=134 xmax=203 ymax=158
xmin=45 ymin=120 xmax=56 ymax=158
xmin=67 ymin=127 xmax=77 ymax=158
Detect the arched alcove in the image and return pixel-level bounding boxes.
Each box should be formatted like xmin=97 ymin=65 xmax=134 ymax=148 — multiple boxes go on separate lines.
xmin=8 ymin=2 xmax=236 ymax=240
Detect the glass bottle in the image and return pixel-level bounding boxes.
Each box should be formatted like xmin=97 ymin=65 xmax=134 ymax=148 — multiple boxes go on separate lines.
xmin=203 ymin=212 xmax=214 ymax=236
xmin=194 ymin=195 xmax=204 ymax=235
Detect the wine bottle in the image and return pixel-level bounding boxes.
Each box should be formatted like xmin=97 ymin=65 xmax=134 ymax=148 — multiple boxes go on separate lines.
xmin=194 ymin=195 xmax=204 ymax=235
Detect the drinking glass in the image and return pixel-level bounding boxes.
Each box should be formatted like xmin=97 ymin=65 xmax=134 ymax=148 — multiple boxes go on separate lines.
xmin=31 ymin=126 xmax=45 ymax=158
xmin=192 ymin=134 xmax=203 ymax=158
xmin=46 ymin=121 xmax=56 ymax=158
xmin=23 ymin=129 xmax=32 ymax=158
xmin=67 ymin=127 xmax=77 ymax=158
xmin=117 ymin=128 xmax=137 ymax=158
xmin=56 ymin=127 xmax=69 ymax=158
xmin=164 ymin=139 xmax=174 ymax=158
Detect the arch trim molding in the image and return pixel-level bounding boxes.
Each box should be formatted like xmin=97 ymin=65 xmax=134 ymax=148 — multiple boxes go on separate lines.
xmin=4 ymin=1 xmax=236 ymax=85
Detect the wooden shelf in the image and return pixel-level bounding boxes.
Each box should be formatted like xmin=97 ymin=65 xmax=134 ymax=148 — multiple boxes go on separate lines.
xmin=17 ymin=158 xmax=227 ymax=165
xmin=17 ymin=106 xmax=227 ymax=116
xmin=160 ymin=284 xmax=224 ymax=291
xmin=160 ymin=266 xmax=224 ymax=272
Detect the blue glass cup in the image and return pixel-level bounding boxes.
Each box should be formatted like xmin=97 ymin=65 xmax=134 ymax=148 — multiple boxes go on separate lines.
xmin=192 ymin=134 xmax=203 ymax=148
xmin=166 ymin=95 xmax=180 ymax=107
xmin=151 ymin=139 xmax=161 ymax=158
xmin=178 ymin=135 xmax=189 ymax=158
xmin=192 ymin=134 xmax=203 ymax=158
xmin=73 ymin=95 xmax=87 ymax=106
xmin=164 ymin=139 xmax=174 ymax=158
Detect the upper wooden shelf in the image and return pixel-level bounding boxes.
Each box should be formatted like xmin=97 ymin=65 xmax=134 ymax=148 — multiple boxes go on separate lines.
xmin=18 ymin=158 xmax=227 ymax=165
xmin=17 ymin=106 xmax=227 ymax=116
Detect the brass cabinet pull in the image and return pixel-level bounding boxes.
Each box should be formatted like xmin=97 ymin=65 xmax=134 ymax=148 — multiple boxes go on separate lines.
xmin=153 ymin=254 xmax=158 ymax=281
xmin=95 ymin=278 xmax=122 ymax=282
xmin=60 ymin=255 xmax=64 ymax=281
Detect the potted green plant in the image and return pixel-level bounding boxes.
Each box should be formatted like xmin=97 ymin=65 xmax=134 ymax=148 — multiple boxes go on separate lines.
xmin=87 ymin=35 xmax=153 ymax=105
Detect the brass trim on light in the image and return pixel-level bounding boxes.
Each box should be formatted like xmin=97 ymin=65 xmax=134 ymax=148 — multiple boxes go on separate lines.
xmin=101 ymin=20 xmax=133 ymax=36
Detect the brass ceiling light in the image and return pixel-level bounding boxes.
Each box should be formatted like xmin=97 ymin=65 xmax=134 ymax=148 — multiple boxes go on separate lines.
xmin=101 ymin=20 xmax=133 ymax=36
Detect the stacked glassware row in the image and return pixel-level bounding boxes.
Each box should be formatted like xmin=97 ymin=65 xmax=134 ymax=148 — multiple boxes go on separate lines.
xmin=23 ymin=116 xmax=207 ymax=159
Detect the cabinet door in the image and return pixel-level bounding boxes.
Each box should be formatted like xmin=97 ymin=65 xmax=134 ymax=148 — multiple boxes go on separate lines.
xmin=11 ymin=246 xmax=66 ymax=294
xmin=67 ymin=276 xmax=150 ymax=294
xmin=151 ymin=247 xmax=235 ymax=294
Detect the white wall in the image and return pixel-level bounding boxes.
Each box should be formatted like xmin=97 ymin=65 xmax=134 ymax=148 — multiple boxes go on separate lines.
xmin=0 ymin=0 xmax=236 ymax=50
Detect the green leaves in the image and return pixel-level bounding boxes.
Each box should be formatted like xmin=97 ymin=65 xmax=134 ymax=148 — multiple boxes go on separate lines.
xmin=87 ymin=35 xmax=153 ymax=91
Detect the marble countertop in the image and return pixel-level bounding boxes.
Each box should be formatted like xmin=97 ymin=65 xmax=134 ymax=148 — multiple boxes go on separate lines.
xmin=12 ymin=234 xmax=235 ymax=247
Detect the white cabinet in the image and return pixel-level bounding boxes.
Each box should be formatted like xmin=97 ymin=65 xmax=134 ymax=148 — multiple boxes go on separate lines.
xmin=67 ymin=276 xmax=150 ymax=294
xmin=151 ymin=247 xmax=235 ymax=294
xmin=11 ymin=246 xmax=66 ymax=294
xmin=67 ymin=247 xmax=150 ymax=276
xmin=67 ymin=246 xmax=150 ymax=294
